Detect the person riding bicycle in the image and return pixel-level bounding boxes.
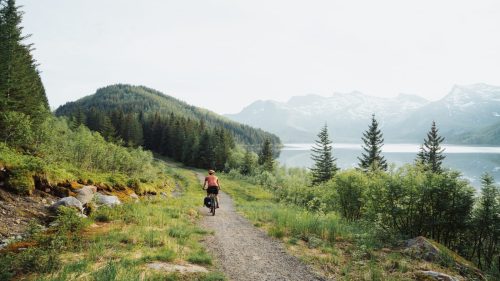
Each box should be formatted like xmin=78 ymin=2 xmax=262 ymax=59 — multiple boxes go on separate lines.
xmin=203 ymin=169 xmax=220 ymax=208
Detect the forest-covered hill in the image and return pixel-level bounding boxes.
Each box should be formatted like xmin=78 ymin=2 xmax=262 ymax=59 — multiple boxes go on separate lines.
xmin=55 ymin=84 xmax=280 ymax=146
xmin=55 ymin=84 xmax=280 ymax=169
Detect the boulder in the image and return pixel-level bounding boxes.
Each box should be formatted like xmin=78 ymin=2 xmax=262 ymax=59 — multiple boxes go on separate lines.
xmin=404 ymin=237 xmax=486 ymax=281
xmin=404 ymin=236 xmax=440 ymax=261
xmin=75 ymin=185 xmax=97 ymax=205
xmin=50 ymin=197 xmax=83 ymax=213
xmin=130 ymin=193 xmax=139 ymax=200
xmin=95 ymin=193 xmax=121 ymax=206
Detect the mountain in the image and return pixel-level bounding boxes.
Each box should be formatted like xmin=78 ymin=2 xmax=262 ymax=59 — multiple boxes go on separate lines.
xmin=226 ymin=91 xmax=429 ymax=142
xmin=56 ymin=84 xmax=280 ymax=146
xmin=388 ymin=83 xmax=500 ymax=142
xmin=226 ymin=83 xmax=500 ymax=144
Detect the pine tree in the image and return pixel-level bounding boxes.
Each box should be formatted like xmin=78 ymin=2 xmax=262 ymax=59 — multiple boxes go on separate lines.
xmin=471 ymin=173 xmax=500 ymax=269
xmin=258 ymin=138 xmax=274 ymax=172
xmin=416 ymin=121 xmax=445 ymax=173
xmin=99 ymin=115 xmax=116 ymax=141
xmin=310 ymin=124 xmax=338 ymax=185
xmin=197 ymin=130 xmax=215 ymax=169
xmin=0 ymin=0 xmax=48 ymax=121
xmin=358 ymin=114 xmax=387 ymax=171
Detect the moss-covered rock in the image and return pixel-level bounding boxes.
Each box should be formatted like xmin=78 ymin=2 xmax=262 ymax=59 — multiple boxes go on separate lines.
xmin=404 ymin=236 xmax=486 ymax=281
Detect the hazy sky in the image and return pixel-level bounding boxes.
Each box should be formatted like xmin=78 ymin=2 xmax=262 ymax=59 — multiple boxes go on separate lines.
xmin=18 ymin=0 xmax=500 ymax=114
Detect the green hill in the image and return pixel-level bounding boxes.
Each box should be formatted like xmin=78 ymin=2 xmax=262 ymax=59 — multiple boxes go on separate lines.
xmin=55 ymin=84 xmax=280 ymax=146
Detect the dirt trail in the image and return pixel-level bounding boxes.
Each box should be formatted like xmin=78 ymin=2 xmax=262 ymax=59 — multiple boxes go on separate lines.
xmin=196 ymin=173 xmax=326 ymax=281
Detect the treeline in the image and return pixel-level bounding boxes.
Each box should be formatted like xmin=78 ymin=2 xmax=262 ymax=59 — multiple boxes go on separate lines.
xmin=229 ymin=115 xmax=499 ymax=278
xmin=63 ymin=107 xmax=237 ymax=171
xmin=55 ymin=84 xmax=281 ymax=146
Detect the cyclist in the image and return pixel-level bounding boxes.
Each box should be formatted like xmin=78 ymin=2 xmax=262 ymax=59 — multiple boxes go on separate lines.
xmin=203 ymin=169 xmax=220 ymax=208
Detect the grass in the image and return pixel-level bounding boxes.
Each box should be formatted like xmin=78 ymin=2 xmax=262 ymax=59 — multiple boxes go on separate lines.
xmin=219 ymin=174 xmax=468 ymax=281
xmin=1 ymin=165 xmax=226 ymax=281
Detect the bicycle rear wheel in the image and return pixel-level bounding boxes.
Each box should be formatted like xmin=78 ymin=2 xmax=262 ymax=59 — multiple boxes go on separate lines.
xmin=210 ymin=197 xmax=216 ymax=216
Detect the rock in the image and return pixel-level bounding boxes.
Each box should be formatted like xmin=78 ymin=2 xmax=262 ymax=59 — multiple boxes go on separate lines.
xmin=50 ymin=196 xmax=84 ymax=213
xmin=405 ymin=237 xmax=486 ymax=281
xmin=130 ymin=193 xmax=139 ymax=200
xmin=160 ymin=192 xmax=168 ymax=197
xmin=95 ymin=193 xmax=121 ymax=206
xmin=15 ymin=219 xmax=20 ymax=224
xmin=147 ymin=262 xmax=208 ymax=273
xmin=75 ymin=186 xmax=96 ymax=205
xmin=404 ymin=236 xmax=441 ymax=261
xmin=416 ymin=271 xmax=459 ymax=281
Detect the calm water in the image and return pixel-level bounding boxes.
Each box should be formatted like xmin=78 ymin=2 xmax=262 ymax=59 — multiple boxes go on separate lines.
xmin=278 ymin=143 xmax=500 ymax=188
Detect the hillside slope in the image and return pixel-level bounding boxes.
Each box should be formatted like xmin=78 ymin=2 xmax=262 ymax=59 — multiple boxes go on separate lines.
xmin=56 ymin=84 xmax=280 ymax=146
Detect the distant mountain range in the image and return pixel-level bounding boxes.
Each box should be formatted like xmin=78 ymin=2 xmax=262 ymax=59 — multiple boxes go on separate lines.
xmin=226 ymin=83 xmax=500 ymax=144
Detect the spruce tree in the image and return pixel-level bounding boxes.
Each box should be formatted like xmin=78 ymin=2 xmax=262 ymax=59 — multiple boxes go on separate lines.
xmin=472 ymin=173 xmax=500 ymax=269
xmin=258 ymin=138 xmax=274 ymax=172
xmin=310 ymin=124 xmax=338 ymax=185
xmin=416 ymin=121 xmax=445 ymax=173
xmin=0 ymin=0 xmax=48 ymax=120
xmin=358 ymin=114 xmax=387 ymax=171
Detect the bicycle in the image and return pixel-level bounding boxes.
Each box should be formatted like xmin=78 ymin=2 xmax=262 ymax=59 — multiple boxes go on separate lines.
xmin=207 ymin=193 xmax=217 ymax=216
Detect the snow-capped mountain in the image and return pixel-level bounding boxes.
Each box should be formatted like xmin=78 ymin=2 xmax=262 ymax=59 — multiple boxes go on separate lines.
xmin=390 ymin=83 xmax=500 ymax=142
xmin=226 ymin=91 xmax=429 ymax=142
xmin=226 ymin=83 xmax=500 ymax=144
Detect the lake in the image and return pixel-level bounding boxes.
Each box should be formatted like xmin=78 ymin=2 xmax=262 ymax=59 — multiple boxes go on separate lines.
xmin=278 ymin=143 xmax=500 ymax=188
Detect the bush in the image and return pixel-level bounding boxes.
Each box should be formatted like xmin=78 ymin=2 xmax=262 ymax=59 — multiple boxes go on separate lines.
xmin=331 ymin=170 xmax=369 ymax=221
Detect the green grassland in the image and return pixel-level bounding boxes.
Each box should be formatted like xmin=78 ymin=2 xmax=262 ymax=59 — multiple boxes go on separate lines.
xmin=0 ymin=166 xmax=225 ymax=281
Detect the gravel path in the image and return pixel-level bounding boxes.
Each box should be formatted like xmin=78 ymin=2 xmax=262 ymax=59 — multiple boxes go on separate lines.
xmin=197 ymin=174 xmax=326 ymax=281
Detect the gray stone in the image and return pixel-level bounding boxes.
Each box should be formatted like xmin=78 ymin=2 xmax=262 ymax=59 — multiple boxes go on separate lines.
xmin=50 ymin=196 xmax=84 ymax=213
xmin=95 ymin=193 xmax=121 ymax=206
xmin=130 ymin=193 xmax=139 ymax=199
xmin=75 ymin=186 xmax=96 ymax=205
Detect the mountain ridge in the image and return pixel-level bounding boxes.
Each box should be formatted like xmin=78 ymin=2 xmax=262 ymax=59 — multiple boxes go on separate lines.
xmin=226 ymin=83 xmax=500 ymax=144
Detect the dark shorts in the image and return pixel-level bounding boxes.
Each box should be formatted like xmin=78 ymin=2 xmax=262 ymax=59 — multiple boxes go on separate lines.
xmin=207 ymin=186 xmax=219 ymax=195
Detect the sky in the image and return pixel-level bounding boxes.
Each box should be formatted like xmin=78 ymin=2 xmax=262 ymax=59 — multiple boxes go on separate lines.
xmin=18 ymin=0 xmax=500 ymax=114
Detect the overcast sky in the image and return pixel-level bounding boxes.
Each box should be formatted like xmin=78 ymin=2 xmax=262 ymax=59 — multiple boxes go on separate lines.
xmin=18 ymin=0 xmax=500 ymax=114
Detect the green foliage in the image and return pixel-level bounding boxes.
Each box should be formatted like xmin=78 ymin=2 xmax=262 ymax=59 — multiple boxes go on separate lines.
xmin=240 ymin=149 xmax=257 ymax=175
xmin=258 ymin=138 xmax=275 ymax=172
xmin=310 ymin=124 xmax=338 ymax=185
xmin=468 ymin=173 xmax=500 ymax=272
xmin=330 ymin=170 xmax=369 ymax=221
xmin=55 ymin=84 xmax=280 ymax=170
xmin=416 ymin=121 xmax=446 ymax=173
xmin=358 ymin=114 xmax=387 ymax=171
xmin=0 ymin=0 xmax=49 ymax=122
xmin=0 ymin=111 xmax=33 ymax=148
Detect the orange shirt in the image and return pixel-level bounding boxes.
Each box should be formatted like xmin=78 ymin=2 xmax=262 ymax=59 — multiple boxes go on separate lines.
xmin=205 ymin=175 xmax=219 ymax=187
